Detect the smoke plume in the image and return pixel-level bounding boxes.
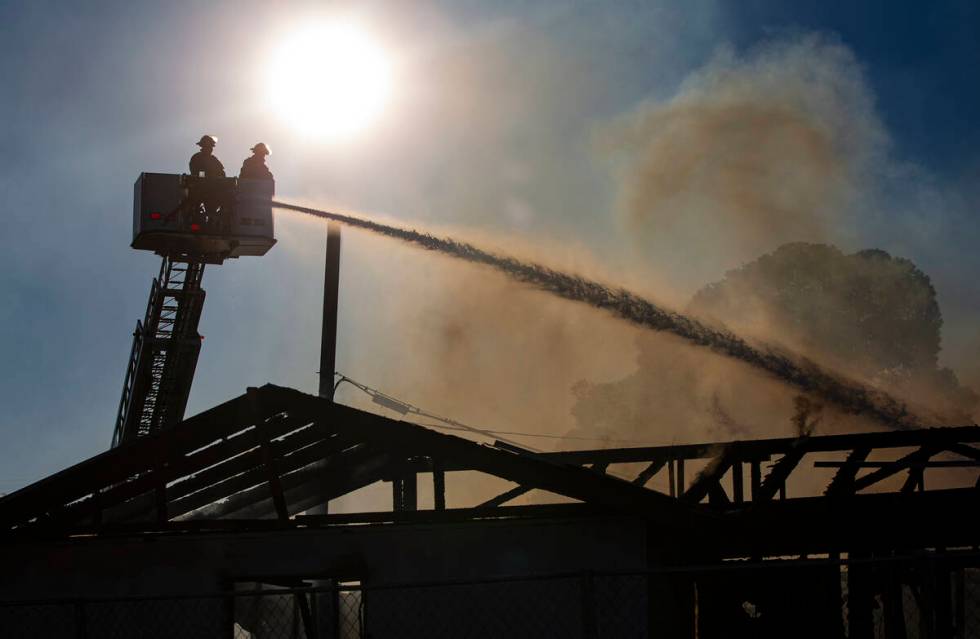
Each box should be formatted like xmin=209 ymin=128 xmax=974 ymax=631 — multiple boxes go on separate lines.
xmin=600 ymin=36 xmax=885 ymax=282
xmin=589 ymin=35 xmax=978 ymax=428
xmin=791 ymin=395 xmax=824 ymax=438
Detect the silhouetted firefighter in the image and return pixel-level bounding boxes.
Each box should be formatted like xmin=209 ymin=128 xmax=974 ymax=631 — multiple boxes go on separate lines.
xmin=240 ymin=142 xmax=274 ymax=180
xmin=187 ymin=134 xmax=231 ymax=230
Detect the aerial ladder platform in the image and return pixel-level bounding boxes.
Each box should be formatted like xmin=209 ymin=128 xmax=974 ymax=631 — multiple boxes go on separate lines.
xmin=112 ymin=173 xmax=276 ymax=447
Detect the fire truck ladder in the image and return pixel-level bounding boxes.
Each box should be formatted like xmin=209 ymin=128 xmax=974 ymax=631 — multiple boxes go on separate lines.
xmin=112 ymin=256 xmax=206 ymax=447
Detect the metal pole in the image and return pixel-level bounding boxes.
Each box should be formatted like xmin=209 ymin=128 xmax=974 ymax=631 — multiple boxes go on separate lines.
xmin=308 ymin=223 xmax=341 ymax=517
xmin=319 ymin=223 xmax=341 ymax=399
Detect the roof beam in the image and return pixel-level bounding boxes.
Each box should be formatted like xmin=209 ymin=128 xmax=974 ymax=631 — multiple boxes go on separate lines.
xmin=224 ymin=446 xmax=401 ymax=520
xmin=850 ymin=446 xmax=938 ymax=493
xmin=755 ymin=445 xmax=807 ymax=502
xmin=0 ymin=393 xmax=257 ymax=529
xmin=259 ymin=386 xmax=710 ymax=533
xmin=184 ymin=443 xmax=394 ymax=520
xmin=824 ymin=447 xmax=871 ymax=497
xmin=53 ymin=418 xmax=334 ymax=526
xmin=683 ymin=450 xmax=735 ymax=504
xmin=632 ymin=459 xmax=666 ymax=487
xmin=169 ymin=438 xmax=364 ymax=519
xmin=478 ymin=485 xmax=532 ymax=508
xmin=540 ymin=426 xmax=980 ymax=466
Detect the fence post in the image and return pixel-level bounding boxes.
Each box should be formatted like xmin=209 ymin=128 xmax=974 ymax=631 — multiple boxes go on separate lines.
xmin=882 ymin=559 xmax=907 ymax=639
xmin=847 ymin=552 xmax=874 ymax=639
xmin=953 ymin=566 xmax=965 ymax=639
xmin=581 ymin=572 xmax=598 ymax=639
xmin=935 ymin=557 xmax=953 ymax=639
xmin=74 ymin=601 xmax=87 ymax=639
xmin=225 ymin=593 xmax=235 ymax=639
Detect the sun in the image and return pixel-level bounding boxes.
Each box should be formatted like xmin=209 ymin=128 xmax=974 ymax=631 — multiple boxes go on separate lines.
xmin=266 ymin=22 xmax=392 ymax=141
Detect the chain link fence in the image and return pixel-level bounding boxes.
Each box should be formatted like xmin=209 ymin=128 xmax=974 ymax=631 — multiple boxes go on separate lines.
xmin=2 ymin=555 xmax=979 ymax=638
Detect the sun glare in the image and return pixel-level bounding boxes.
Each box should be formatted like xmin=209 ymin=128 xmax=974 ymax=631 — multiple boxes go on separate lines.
xmin=266 ymin=22 xmax=392 ymax=141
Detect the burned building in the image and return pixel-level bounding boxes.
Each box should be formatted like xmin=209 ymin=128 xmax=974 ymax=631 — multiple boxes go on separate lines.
xmin=1 ymin=186 xmax=978 ymax=638
xmin=1 ymin=383 xmax=978 ymax=637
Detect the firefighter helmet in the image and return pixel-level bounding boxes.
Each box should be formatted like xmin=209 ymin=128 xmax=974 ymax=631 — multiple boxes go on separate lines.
xmin=196 ymin=135 xmax=218 ymax=148
xmin=250 ymin=142 xmax=271 ymax=156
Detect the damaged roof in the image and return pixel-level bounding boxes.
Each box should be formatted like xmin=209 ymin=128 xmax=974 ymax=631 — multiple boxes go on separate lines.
xmin=2 ymin=384 xmax=978 ymax=556
xmin=0 ymin=384 xmax=708 ymax=535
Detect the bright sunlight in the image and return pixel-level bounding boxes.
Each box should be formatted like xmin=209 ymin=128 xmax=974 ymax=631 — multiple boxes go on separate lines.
xmin=266 ymin=21 xmax=392 ymax=141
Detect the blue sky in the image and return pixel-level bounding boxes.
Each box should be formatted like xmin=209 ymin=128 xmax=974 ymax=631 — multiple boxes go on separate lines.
xmin=728 ymin=1 xmax=980 ymax=173
xmin=1 ymin=1 xmax=978 ymax=493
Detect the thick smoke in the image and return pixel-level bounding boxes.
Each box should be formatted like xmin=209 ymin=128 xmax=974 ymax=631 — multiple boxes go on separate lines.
xmin=600 ymin=36 xmax=885 ymax=284
xmin=273 ymin=201 xmax=938 ymax=431
xmin=569 ymin=331 xmax=810 ymax=448
xmin=589 ymin=35 xmax=978 ymax=429
xmin=273 ymin=36 xmax=974 ymax=460
xmin=791 ymin=395 xmax=824 ymax=438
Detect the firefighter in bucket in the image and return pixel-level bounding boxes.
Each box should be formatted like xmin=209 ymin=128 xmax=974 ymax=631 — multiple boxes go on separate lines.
xmin=186 ymin=135 xmax=233 ymax=232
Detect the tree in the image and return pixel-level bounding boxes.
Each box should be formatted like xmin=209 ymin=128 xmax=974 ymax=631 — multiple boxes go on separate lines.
xmin=570 ymin=243 xmax=975 ymax=441
xmin=689 ymin=243 xmax=943 ymax=376
xmin=687 ymin=242 xmax=973 ymax=415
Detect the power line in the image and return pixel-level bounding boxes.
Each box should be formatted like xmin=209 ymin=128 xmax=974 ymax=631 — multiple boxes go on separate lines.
xmin=334 ymin=373 xmax=542 ymax=452
xmin=332 ymin=372 xmax=666 ymax=448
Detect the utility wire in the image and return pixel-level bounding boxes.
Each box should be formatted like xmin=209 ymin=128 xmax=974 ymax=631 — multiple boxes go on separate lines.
xmin=334 ymin=373 xmax=542 ymax=452
xmin=332 ymin=372 xmax=666 ymax=448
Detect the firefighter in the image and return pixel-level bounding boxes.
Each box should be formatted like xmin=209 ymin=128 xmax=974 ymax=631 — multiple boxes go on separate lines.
xmin=187 ymin=135 xmax=228 ymax=230
xmin=188 ymin=135 xmax=226 ymax=178
xmin=239 ymin=143 xmax=274 ymax=180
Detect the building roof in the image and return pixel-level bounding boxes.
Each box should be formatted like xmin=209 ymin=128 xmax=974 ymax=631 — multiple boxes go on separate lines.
xmin=0 ymin=384 xmax=708 ymax=536
xmin=2 ymin=384 xmax=978 ymax=556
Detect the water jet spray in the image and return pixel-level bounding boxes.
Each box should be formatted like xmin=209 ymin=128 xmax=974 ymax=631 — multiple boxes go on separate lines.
xmin=273 ymin=201 xmax=928 ymax=431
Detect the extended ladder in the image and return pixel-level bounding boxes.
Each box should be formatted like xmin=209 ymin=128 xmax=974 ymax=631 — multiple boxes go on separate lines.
xmin=112 ymin=256 xmax=206 ymax=447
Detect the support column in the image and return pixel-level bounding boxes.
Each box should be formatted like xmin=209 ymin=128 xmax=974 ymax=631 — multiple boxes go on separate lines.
xmin=432 ymin=460 xmax=446 ymax=511
xmin=848 ymin=552 xmax=874 ymax=639
xmin=319 ymin=223 xmax=341 ymax=399
xmin=732 ymin=461 xmax=744 ymax=504
xmin=392 ymin=474 xmax=418 ymax=512
xmin=309 ymin=223 xmax=341 ymax=517
xmin=750 ymin=460 xmax=761 ymax=500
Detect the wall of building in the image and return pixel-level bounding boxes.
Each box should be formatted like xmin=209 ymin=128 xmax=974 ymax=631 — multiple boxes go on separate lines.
xmin=0 ymin=514 xmax=649 ymax=601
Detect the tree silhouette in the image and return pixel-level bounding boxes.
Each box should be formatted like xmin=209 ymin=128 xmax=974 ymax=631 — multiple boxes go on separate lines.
xmin=688 ymin=243 xmax=942 ymax=378
xmin=570 ymin=243 xmax=975 ymax=440
xmin=688 ymin=242 xmax=974 ymax=417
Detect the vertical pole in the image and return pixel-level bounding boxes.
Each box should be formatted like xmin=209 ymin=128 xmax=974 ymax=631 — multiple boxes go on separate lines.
xmin=581 ymin=572 xmax=597 ymax=639
xmin=732 ymin=461 xmax=744 ymax=504
xmin=319 ymin=223 xmax=342 ymax=400
xmin=309 ymin=223 xmax=341 ymax=518
xmin=404 ymin=473 xmax=418 ymax=511
xmin=392 ymin=474 xmax=418 ymax=512
xmin=848 ymin=552 xmax=874 ymax=639
xmin=432 ymin=460 xmax=446 ymax=511
xmin=75 ymin=601 xmax=88 ymax=639
xmin=954 ymin=566 xmax=966 ymax=639
xmin=392 ymin=478 xmax=405 ymax=511
xmin=935 ymin=557 xmax=953 ymax=639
